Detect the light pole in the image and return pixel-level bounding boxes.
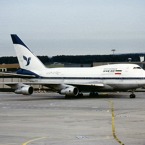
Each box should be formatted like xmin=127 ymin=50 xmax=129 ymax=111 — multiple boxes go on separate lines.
xmin=111 ymin=49 xmax=116 ymax=55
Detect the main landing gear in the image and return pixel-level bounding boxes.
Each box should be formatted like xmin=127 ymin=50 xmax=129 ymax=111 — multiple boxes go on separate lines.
xmin=130 ymin=90 xmax=136 ymax=98
xmin=89 ymin=92 xmax=99 ymax=97
xmin=65 ymin=93 xmax=83 ymax=99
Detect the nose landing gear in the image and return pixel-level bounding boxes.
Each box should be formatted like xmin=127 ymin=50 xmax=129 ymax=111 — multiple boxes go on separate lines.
xmin=130 ymin=90 xmax=136 ymax=98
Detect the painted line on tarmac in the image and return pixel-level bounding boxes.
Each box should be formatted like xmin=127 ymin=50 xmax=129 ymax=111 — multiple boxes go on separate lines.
xmin=110 ymin=100 xmax=125 ymax=145
xmin=22 ymin=137 xmax=47 ymax=145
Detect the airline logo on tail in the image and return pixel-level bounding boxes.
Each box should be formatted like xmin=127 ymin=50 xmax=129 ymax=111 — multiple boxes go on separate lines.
xmin=23 ymin=56 xmax=31 ymax=66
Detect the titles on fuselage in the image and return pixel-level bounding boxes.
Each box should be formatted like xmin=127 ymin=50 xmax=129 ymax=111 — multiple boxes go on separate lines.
xmin=103 ymin=68 xmax=122 ymax=73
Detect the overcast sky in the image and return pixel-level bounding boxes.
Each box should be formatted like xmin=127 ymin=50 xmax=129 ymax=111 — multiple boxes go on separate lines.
xmin=0 ymin=0 xmax=145 ymax=56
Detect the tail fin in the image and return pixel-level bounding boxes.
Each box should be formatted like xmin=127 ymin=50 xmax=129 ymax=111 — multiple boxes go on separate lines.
xmin=11 ymin=34 xmax=46 ymax=72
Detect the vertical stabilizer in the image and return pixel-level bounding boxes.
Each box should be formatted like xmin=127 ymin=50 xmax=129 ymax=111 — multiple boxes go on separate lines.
xmin=11 ymin=34 xmax=46 ymax=72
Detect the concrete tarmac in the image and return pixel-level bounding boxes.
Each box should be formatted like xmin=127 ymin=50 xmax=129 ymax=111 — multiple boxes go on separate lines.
xmin=0 ymin=92 xmax=145 ymax=145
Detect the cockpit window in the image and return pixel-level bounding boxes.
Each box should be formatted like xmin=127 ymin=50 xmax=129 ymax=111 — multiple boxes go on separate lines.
xmin=133 ymin=67 xmax=141 ymax=69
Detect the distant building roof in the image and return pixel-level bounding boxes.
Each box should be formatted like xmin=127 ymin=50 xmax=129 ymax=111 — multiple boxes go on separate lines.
xmin=0 ymin=64 xmax=19 ymax=69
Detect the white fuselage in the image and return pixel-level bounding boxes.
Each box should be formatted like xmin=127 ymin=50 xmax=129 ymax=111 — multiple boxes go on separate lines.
xmin=30 ymin=63 xmax=145 ymax=92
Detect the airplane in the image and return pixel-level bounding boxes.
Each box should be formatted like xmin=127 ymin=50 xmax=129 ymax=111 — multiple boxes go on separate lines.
xmin=3 ymin=34 xmax=145 ymax=98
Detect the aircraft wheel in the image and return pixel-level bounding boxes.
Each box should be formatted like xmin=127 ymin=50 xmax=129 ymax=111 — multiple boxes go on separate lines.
xmin=76 ymin=93 xmax=83 ymax=97
xmin=89 ymin=92 xmax=98 ymax=97
xmin=65 ymin=95 xmax=72 ymax=99
xmin=130 ymin=94 xmax=136 ymax=99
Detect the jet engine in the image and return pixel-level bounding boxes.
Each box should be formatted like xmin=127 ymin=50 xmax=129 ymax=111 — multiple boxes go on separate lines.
xmin=14 ymin=84 xmax=33 ymax=95
xmin=60 ymin=86 xmax=79 ymax=96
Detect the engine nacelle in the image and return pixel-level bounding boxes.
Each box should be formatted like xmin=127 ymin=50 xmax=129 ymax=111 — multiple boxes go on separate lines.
xmin=15 ymin=85 xmax=33 ymax=95
xmin=60 ymin=87 xmax=79 ymax=96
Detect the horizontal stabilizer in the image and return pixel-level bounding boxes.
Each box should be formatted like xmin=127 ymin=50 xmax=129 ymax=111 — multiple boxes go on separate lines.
xmin=0 ymin=72 xmax=35 ymax=78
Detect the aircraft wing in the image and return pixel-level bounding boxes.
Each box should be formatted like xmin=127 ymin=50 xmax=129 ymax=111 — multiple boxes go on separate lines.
xmin=69 ymin=82 xmax=104 ymax=87
xmin=67 ymin=81 xmax=105 ymax=92
xmin=0 ymin=72 xmax=36 ymax=78
xmin=1 ymin=81 xmax=104 ymax=87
